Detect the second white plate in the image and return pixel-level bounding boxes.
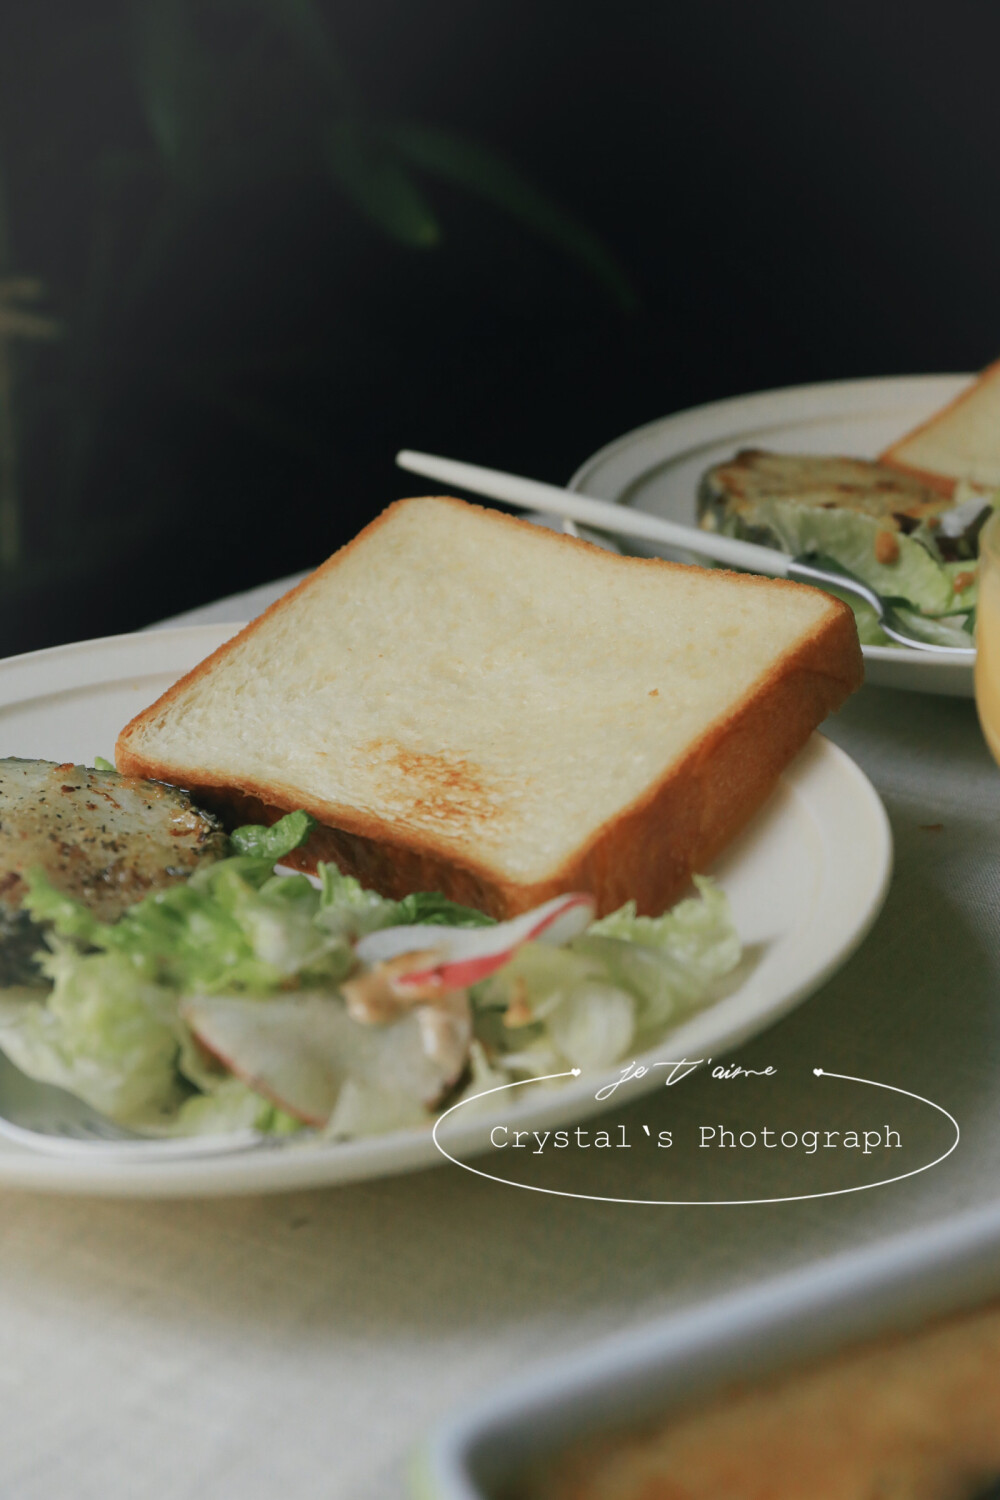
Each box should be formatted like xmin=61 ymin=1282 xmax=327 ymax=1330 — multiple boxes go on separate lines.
xmin=570 ymin=374 xmax=976 ymax=696
xmin=0 ymin=625 xmax=891 ymax=1196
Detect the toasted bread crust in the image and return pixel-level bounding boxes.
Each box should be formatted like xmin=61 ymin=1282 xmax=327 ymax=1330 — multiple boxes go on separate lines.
xmin=879 ymin=361 xmax=1000 ymax=494
xmin=117 ymin=497 xmax=863 ymax=918
xmin=868 ymin=458 xmax=958 ymax=497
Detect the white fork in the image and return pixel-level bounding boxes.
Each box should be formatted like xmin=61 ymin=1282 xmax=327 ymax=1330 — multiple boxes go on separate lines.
xmin=0 ymin=1055 xmax=267 ymax=1160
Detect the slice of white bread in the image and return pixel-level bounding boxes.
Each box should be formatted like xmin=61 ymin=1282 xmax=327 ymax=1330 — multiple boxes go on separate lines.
xmin=116 ymin=497 xmax=862 ymax=918
xmin=881 ymin=360 xmax=1000 ymax=494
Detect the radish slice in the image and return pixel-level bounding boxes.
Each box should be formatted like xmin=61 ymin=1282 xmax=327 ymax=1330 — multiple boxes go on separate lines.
xmin=182 ymin=993 xmax=466 ymax=1126
xmin=354 ymin=893 xmax=596 ymax=992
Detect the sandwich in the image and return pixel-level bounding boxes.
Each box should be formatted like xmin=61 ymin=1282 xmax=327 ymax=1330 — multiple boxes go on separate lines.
xmin=116 ymin=495 xmax=862 ymax=920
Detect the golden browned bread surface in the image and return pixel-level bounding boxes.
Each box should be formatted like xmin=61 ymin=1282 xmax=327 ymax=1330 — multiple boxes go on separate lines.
xmin=117 ymin=496 xmax=862 ymax=917
xmin=521 ymin=1299 xmax=1000 ymax=1500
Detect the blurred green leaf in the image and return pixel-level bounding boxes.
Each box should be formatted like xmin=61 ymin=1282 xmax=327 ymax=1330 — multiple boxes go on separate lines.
xmin=0 ymin=1 xmax=642 ymax=598
xmin=243 ymin=0 xmax=350 ymax=99
xmin=130 ymin=0 xmax=214 ymax=183
xmin=388 ymin=123 xmax=636 ymax=310
xmin=0 ymin=305 xmax=60 ymax=342
xmin=327 ymin=122 xmax=440 ymax=248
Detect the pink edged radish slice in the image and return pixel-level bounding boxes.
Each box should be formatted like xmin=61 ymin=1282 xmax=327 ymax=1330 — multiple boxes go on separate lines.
xmin=181 ymin=993 xmax=466 ymax=1126
xmin=354 ymin=893 xmax=597 ymax=993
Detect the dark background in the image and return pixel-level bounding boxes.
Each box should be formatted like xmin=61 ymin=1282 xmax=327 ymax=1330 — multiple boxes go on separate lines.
xmin=2 ymin=0 xmax=999 ymax=653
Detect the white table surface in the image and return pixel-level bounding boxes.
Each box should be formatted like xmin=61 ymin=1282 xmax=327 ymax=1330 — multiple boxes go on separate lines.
xmin=4 ymin=574 xmax=1000 ymax=1499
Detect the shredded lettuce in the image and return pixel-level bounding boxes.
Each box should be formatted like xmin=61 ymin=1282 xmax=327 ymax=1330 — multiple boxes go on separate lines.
xmin=470 ymin=876 xmax=740 ymax=1075
xmin=0 ymin=946 xmax=186 ymax=1123
xmin=389 ymin=892 xmax=495 ymax=928
xmin=545 ymin=982 xmax=636 ymax=1071
xmin=589 ymin=875 xmax=741 ymax=973
xmin=749 ymin=500 xmax=961 ymax=615
xmin=722 ymin=495 xmax=996 ymax=645
xmin=3 ymin=805 xmax=742 ymax=1135
xmin=315 ymin=864 xmax=398 ymax=938
xmin=23 ymin=861 xmax=353 ymax=997
xmin=314 ymin=866 xmax=493 ymax=934
xmin=229 ymin=810 xmax=317 ymax=861
xmin=175 ymin=1079 xmax=303 ymax=1136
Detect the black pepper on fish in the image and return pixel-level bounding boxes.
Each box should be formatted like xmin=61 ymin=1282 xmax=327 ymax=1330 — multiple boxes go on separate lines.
xmin=0 ymin=758 xmax=227 ymax=927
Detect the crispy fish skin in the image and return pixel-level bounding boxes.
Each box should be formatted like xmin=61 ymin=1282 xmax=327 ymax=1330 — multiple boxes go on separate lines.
xmin=0 ymin=758 xmax=228 ymax=923
xmin=698 ymin=448 xmax=953 ymax=537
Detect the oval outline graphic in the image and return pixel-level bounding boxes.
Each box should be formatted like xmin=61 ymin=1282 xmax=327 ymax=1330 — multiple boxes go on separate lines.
xmin=431 ymin=1068 xmax=960 ymax=1206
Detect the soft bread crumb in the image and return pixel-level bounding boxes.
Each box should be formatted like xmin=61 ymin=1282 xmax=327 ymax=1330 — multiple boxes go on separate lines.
xmin=117 ymin=497 xmax=862 ymax=916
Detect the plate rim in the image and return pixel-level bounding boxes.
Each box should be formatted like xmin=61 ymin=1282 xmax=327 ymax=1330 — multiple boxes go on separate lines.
xmin=568 ymin=372 xmax=973 ymax=490
xmin=568 ymin=373 xmax=976 ymax=684
xmin=0 ymin=625 xmax=891 ymax=1196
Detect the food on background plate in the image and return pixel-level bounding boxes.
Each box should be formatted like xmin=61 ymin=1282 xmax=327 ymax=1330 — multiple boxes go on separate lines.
xmin=0 ymin=801 xmax=742 ymax=1137
xmin=698 ymin=448 xmax=986 ymax=648
xmin=697 ymin=358 xmax=1000 ymax=650
xmin=116 ymin=495 xmax=861 ymax=922
xmin=699 ymin=448 xmax=953 ymax=531
xmin=517 ymin=1299 xmax=1000 ymax=1500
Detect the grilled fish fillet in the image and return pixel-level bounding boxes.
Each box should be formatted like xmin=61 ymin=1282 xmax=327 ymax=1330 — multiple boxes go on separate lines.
xmin=0 ymin=758 xmax=227 ymax=923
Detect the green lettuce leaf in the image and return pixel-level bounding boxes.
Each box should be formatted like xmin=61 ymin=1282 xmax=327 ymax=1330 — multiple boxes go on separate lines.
xmin=174 ymin=1077 xmax=303 ymax=1136
xmin=589 ymin=875 xmax=741 ymax=974
xmin=314 ymin=866 xmax=495 ymax=935
xmin=229 ymin=809 xmax=317 ymax=861
xmin=0 ymin=947 xmax=185 ymax=1124
xmin=390 ymin=891 xmax=495 ymax=928
xmin=749 ymin=500 xmax=958 ymax=615
xmin=23 ymin=854 xmax=352 ymax=997
xmin=315 ymin=863 xmax=399 ymax=938
xmin=10 ymin=825 xmax=742 ymax=1133
xmin=470 ymin=876 xmax=741 ymax=1072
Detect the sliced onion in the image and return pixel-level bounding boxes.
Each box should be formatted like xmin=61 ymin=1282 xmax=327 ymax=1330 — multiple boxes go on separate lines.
xmin=182 ymin=992 xmax=466 ymax=1126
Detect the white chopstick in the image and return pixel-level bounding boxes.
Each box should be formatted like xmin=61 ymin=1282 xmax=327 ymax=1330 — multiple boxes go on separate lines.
xmin=395 ymin=449 xmax=792 ymax=578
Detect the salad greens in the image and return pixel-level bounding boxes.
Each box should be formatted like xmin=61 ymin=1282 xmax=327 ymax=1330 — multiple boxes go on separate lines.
xmin=0 ymin=812 xmax=741 ymax=1139
xmin=229 ymin=810 xmax=318 ymax=861
xmin=720 ymin=488 xmax=995 ymax=647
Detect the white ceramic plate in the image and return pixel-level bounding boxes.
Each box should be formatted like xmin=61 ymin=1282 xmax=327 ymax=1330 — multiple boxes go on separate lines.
xmin=570 ymin=374 xmax=976 ymax=697
xmin=0 ymin=625 xmax=891 ymax=1197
